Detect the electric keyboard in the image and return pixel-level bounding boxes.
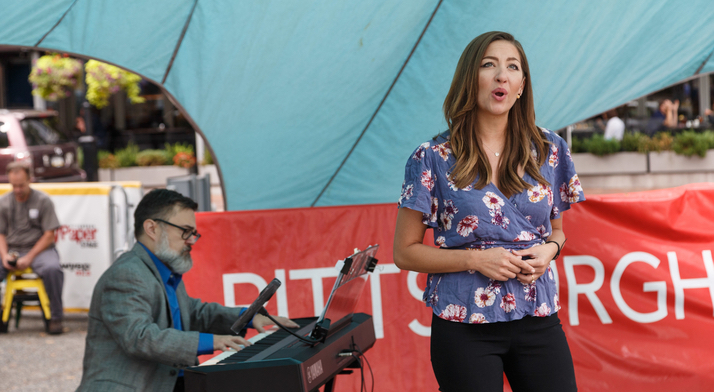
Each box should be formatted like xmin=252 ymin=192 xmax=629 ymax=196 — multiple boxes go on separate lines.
xmin=184 ymin=313 xmax=375 ymax=392
xmin=198 ymin=328 xmax=283 ymax=367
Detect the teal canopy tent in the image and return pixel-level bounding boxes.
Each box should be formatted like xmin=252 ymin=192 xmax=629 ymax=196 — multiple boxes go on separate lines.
xmin=2 ymin=0 xmax=713 ymax=210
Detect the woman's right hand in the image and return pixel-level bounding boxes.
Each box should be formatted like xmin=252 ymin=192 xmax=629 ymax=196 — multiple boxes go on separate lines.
xmin=471 ymin=247 xmax=535 ymax=281
xmin=395 ymin=208 xmax=533 ymax=278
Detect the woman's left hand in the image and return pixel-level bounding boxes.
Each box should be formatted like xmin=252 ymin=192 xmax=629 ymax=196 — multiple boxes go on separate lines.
xmin=511 ymin=243 xmax=558 ymax=285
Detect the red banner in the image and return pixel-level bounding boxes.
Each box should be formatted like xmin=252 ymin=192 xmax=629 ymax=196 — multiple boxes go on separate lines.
xmin=184 ymin=183 xmax=714 ymax=391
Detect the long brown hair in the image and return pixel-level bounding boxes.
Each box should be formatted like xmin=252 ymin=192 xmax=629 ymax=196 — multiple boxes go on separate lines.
xmin=443 ymin=31 xmax=549 ymax=198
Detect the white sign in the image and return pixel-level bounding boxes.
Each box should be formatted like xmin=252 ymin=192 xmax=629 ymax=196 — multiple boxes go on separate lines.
xmin=1 ymin=182 xmax=141 ymax=310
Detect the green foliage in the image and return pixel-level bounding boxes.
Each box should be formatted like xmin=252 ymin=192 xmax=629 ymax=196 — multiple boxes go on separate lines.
xmin=672 ymin=130 xmax=714 ymax=158
xmin=574 ymin=130 xmax=713 ymax=158
xmin=85 ymin=60 xmax=145 ymax=109
xmin=164 ymin=142 xmax=196 ymax=168
xmin=621 ymin=132 xmax=649 ymax=153
xmin=704 ymin=131 xmax=714 ymax=150
xmin=136 ymin=149 xmax=170 ymax=166
xmin=571 ymin=136 xmax=586 ymax=153
xmin=28 ymin=54 xmax=82 ymax=101
xmin=647 ymin=132 xmax=673 ymax=153
xmin=202 ymin=146 xmax=214 ymax=165
xmin=98 ymin=150 xmax=119 ymax=169
xmin=164 ymin=142 xmax=194 ymax=157
xmin=580 ymin=134 xmax=621 ymax=156
xmin=115 ymin=142 xmax=139 ymax=167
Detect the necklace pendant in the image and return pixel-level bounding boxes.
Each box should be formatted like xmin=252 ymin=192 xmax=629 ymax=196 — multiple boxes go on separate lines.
xmin=495 ymin=152 xmax=500 ymax=157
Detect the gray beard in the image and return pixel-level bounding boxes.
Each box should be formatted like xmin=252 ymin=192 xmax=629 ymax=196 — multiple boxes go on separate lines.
xmin=154 ymin=231 xmax=193 ymax=274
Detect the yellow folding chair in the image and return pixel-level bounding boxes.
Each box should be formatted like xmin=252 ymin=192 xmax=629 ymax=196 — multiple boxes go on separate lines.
xmin=1 ymin=268 xmax=52 ymax=333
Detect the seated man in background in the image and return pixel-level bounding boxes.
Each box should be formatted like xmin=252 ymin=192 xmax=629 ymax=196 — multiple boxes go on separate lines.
xmin=645 ymin=98 xmax=679 ymax=135
xmin=0 ymin=162 xmax=63 ymax=334
xmin=77 ymin=189 xmax=298 ymax=392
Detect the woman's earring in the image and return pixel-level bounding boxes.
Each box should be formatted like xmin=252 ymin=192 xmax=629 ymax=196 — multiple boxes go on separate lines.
xmin=517 ymin=93 xmax=521 ymax=99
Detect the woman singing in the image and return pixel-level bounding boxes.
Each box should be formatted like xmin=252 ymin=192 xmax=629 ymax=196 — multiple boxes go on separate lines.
xmin=394 ymin=31 xmax=583 ymax=391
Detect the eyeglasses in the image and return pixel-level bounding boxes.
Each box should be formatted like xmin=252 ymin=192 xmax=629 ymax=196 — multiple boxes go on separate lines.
xmin=153 ymin=219 xmax=201 ymax=242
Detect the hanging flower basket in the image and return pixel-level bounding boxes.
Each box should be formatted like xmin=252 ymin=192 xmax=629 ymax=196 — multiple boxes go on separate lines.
xmin=85 ymin=60 xmax=145 ymax=109
xmin=28 ymin=54 xmax=82 ymax=101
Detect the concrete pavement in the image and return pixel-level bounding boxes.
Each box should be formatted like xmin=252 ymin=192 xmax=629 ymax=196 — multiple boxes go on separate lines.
xmin=0 ymin=310 xmax=88 ymax=392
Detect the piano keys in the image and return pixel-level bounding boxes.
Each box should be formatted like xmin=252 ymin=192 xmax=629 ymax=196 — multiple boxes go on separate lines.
xmin=197 ymin=325 xmax=288 ymax=367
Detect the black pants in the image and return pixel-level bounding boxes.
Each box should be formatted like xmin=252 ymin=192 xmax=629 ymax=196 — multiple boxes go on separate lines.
xmin=173 ymin=376 xmax=184 ymax=392
xmin=431 ymin=313 xmax=577 ymax=392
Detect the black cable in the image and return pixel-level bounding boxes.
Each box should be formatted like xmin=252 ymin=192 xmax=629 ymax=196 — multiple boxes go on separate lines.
xmin=264 ymin=314 xmax=321 ymax=345
xmin=352 ymin=353 xmax=365 ymax=392
xmin=363 ymin=353 xmax=374 ymax=392
xmin=354 ymin=344 xmax=374 ymax=392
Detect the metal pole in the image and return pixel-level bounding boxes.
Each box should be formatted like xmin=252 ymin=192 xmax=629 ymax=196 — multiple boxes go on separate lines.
xmin=566 ymin=125 xmax=573 ymax=149
xmin=109 ymin=186 xmax=116 ymax=262
xmin=195 ymin=131 xmax=204 ymax=166
xmin=699 ymin=74 xmax=711 ymax=122
xmin=79 ymin=101 xmax=98 ymax=181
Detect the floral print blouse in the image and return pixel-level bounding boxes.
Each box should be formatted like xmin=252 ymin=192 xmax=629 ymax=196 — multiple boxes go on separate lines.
xmin=398 ymin=128 xmax=584 ymax=324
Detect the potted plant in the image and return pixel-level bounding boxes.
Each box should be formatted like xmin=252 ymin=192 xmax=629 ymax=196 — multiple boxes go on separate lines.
xmin=98 ymin=142 xmax=191 ymax=186
xmin=570 ymin=133 xmax=648 ymax=175
xmin=85 ymin=60 xmax=145 ymax=109
xmin=28 ymin=54 xmax=82 ymax=101
xmin=649 ymin=130 xmax=714 ymax=173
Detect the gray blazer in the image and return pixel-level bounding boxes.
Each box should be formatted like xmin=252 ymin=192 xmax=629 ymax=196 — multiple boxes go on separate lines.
xmin=77 ymin=243 xmax=244 ymax=392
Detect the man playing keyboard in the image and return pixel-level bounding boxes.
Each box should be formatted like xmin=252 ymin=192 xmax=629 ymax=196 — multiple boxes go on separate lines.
xmin=77 ymin=189 xmax=298 ymax=392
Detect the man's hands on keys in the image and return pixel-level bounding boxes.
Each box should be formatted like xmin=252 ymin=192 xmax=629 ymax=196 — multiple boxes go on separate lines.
xmin=214 ymin=315 xmax=300 ymax=352
xmin=214 ymin=335 xmax=251 ymax=352
xmin=252 ymin=314 xmax=299 ymax=333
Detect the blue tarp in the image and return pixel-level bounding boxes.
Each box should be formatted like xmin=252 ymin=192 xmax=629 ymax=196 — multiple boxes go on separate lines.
xmin=2 ymin=0 xmax=714 ymax=210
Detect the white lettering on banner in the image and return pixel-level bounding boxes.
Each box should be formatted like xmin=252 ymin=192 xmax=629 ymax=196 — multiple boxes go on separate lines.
xmin=610 ymin=252 xmax=667 ymax=323
xmin=668 ymin=250 xmax=714 ymax=320
xmin=221 ymin=252 xmax=714 ymax=335
xmin=563 ymin=256 xmax=612 ymax=326
xmin=220 ymin=271 xmax=289 ymax=317
xmin=222 ymin=264 xmax=405 ymax=339
xmin=289 ymin=267 xmax=338 ymax=316
xmin=369 ymin=264 xmax=401 ymax=339
xmin=222 ymin=273 xmax=268 ymax=307
xmin=407 ymin=271 xmax=431 ymax=337
xmin=221 ymin=251 xmax=714 ymax=338
xmin=550 ymin=260 xmax=559 ymax=294
xmin=275 ymin=269 xmax=289 ymax=318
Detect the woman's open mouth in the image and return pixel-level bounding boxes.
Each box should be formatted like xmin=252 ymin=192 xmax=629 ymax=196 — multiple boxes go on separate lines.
xmin=492 ymin=88 xmax=507 ymax=101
